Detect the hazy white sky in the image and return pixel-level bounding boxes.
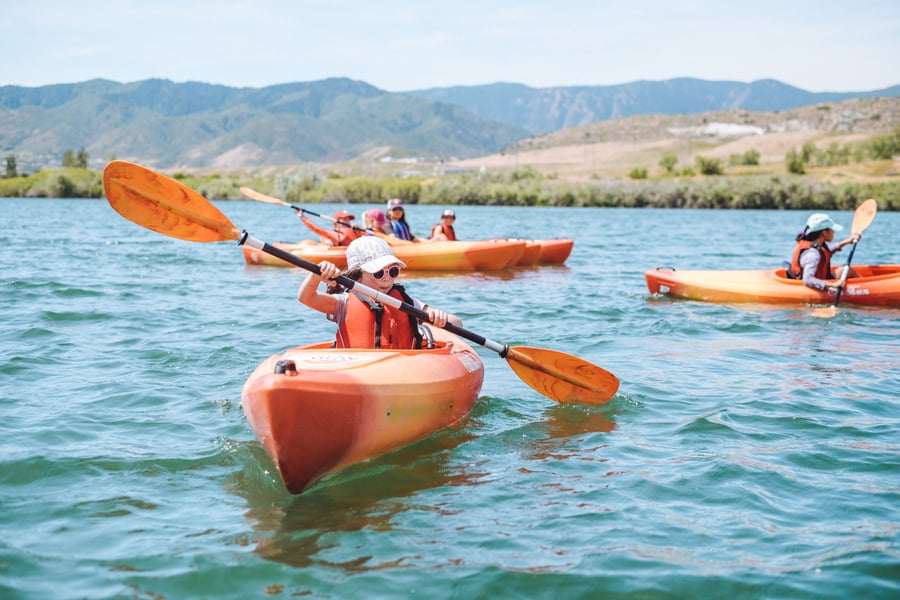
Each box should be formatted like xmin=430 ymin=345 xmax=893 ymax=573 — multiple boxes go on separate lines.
xmin=4 ymin=0 xmax=898 ymax=92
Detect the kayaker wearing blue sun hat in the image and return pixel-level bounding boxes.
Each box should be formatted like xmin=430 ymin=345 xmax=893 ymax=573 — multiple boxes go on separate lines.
xmin=788 ymin=212 xmax=861 ymax=291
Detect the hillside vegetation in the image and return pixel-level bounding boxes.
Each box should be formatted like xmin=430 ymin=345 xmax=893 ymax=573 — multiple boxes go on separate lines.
xmin=451 ymin=97 xmax=900 ymax=182
xmin=3 ymin=77 xmax=898 ymax=173
xmin=3 ymin=93 xmax=898 ymax=210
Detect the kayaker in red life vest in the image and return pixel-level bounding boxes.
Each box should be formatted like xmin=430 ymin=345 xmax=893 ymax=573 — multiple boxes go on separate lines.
xmin=299 ymin=210 xmax=363 ymax=246
xmin=430 ymin=209 xmax=458 ymax=241
xmin=298 ymin=236 xmax=461 ymax=349
xmin=788 ymin=213 xmax=861 ymax=291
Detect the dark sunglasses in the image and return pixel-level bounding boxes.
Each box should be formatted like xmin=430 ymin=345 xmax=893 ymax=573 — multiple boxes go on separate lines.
xmin=372 ymin=266 xmax=401 ymax=280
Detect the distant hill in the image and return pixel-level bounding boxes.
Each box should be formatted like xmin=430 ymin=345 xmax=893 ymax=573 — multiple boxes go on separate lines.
xmin=450 ymin=97 xmax=900 ymax=181
xmin=1 ymin=77 xmax=897 ymax=171
xmin=410 ymin=78 xmax=900 ymax=133
xmin=0 ymin=78 xmax=528 ymax=171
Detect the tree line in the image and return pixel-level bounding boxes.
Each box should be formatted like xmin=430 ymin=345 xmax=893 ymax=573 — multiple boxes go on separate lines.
xmin=1 ymin=137 xmax=897 ymax=210
xmin=3 ymin=147 xmax=91 ymax=179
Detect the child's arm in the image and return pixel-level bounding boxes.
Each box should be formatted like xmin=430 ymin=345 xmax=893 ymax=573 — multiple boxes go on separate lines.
xmin=298 ymin=261 xmax=341 ymax=314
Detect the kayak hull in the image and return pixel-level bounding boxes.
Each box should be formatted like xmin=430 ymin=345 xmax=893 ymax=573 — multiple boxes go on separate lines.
xmin=514 ymin=240 xmax=542 ymax=266
xmin=645 ymin=265 xmax=900 ymax=307
xmin=240 ymin=328 xmax=485 ymax=493
xmin=536 ymin=239 xmax=574 ymax=265
xmin=242 ymin=238 xmax=526 ymax=271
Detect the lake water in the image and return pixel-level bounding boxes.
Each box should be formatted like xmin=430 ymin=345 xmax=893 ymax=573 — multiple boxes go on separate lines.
xmin=2 ymin=197 xmax=898 ymax=599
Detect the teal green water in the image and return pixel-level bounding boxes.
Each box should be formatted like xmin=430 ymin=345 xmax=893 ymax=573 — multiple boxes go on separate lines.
xmin=2 ymin=198 xmax=898 ymax=599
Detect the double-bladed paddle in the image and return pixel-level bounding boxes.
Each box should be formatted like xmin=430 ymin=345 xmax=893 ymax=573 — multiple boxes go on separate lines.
xmin=240 ymin=186 xmax=412 ymax=246
xmin=811 ymin=198 xmax=877 ymax=318
xmin=240 ymin=186 xmax=361 ymax=231
xmin=105 ymin=161 xmax=619 ymax=404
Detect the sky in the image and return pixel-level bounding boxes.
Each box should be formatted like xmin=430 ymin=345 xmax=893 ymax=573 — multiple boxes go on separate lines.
xmin=4 ymin=0 xmax=899 ymax=93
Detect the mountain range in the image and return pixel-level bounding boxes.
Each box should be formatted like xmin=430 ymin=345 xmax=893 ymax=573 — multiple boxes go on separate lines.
xmin=1 ymin=77 xmax=898 ymax=171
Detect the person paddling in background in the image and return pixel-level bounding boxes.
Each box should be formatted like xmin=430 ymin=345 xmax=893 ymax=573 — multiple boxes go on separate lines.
xmin=363 ymin=208 xmax=393 ymax=236
xmin=299 ymin=210 xmax=363 ymax=247
xmin=298 ymin=236 xmax=461 ymax=348
xmin=788 ymin=212 xmax=861 ymax=292
xmin=385 ymin=198 xmax=424 ymax=242
xmin=430 ymin=209 xmax=458 ymax=241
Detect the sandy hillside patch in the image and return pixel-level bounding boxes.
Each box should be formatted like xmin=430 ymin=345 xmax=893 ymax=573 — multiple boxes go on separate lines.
xmin=447 ymin=97 xmax=900 ymax=180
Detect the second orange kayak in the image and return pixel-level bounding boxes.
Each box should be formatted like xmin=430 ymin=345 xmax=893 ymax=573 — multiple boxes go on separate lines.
xmin=243 ymin=238 xmax=527 ymax=271
xmin=535 ymin=239 xmax=574 ymax=265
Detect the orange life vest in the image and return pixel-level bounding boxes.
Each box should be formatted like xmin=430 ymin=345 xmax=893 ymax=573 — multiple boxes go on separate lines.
xmin=333 ymin=226 xmax=363 ymax=247
xmin=302 ymin=216 xmax=361 ymax=246
xmin=789 ymin=241 xmax=834 ymax=280
xmin=335 ymin=285 xmax=423 ymax=349
xmin=431 ymin=223 xmax=456 ymax=241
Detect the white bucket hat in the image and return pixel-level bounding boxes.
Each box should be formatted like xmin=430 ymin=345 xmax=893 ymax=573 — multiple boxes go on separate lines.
xmin=806 ymin=213 xmax=844 ymax=234
xmin=346 ymin=236 xmax=407 ymax=273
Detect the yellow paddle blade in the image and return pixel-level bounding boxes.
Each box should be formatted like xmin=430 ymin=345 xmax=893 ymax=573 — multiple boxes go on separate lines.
xmin=852 ymin=198 xmax=877 ymax=235
xmin=239 ymin=186 xmax=288 ymax=206
xmin=505 ymin=347 xmax=619 ymax=404
xmin=103 ymin=160 xmax=240 ymax=242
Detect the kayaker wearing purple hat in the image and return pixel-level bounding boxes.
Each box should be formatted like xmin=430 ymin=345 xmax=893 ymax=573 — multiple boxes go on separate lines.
xmin=363 ymin=208 xmax=393 ymax=235
xmin=297 ymin=236 xmax=460 ymax=348
xmin=788 ymin=212 xmax=861 ymax=291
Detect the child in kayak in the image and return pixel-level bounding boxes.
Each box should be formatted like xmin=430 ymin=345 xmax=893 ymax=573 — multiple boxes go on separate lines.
xmin=385 ymin=198 xmax=424 ymax=242
xmin=362 ymin=208 xmax=393 ymax=236
xmin=298 ymin=236 xmax=461 ymax=348
xmin=300 ymin=210 xmax=363 ymax=246
xmin=430 ymin=209 xmax=458 ymax=241
xmin=788 ymin=212 xmax=861 ymax=291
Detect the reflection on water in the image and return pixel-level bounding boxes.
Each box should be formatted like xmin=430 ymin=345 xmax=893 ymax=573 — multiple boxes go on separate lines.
xmin=528 ymin=403 xmax=616 ymax=457
xmin=234 ymin=427 xmax=483 ymax=569
xmin=234 ymin=401 xmax=616 ymax=571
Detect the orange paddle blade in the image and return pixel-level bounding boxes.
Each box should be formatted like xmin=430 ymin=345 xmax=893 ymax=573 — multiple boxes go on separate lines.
xmin=239 ymin=186 xmax=288 ymax=206
xmin=852 ymin=198 xmax=877 ymax=235
xmin=505 ymin=346 xmax=619 ymax=404
xmin=103 ymin=161 xmax=240 ymax=242
xmin=810 ymin=305 xmax=838 ymax=319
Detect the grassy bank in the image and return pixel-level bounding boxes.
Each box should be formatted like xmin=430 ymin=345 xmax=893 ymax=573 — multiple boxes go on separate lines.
xmin=2 ymin=166 xmax=898 ymax=211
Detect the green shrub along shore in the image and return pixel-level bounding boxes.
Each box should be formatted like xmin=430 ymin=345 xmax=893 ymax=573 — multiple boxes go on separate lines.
xmin=2 ymin=166 xmax=898 ymax=211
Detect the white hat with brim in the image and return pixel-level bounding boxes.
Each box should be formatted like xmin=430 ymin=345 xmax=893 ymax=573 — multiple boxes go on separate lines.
xmin=806 ymin=213 xmax=844 ymax=234
xmin=346 ymin=236 xmax=407 ymax=273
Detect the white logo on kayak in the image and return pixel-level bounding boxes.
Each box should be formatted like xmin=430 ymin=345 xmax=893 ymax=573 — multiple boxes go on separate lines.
xmin=296 ymin=354 xmax=364 ymax=362
xmin=845 ymin=286 xmax=870 ymax=296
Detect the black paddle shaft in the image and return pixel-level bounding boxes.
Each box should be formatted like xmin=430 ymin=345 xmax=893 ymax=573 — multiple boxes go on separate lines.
xmin=831 ymin=240 xmax=859 ymax=306
xmin=298 ymin=207 xmax=370 ymax=233
xmin=239 ymin=232 xmax=504 ymax=355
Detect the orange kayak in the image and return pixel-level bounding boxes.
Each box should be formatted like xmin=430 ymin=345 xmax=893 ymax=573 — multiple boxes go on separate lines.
xmin=645 ymin=265 xmax=900 ymax=306
xmin=536 ymin=239 xmax=574 ymax=265
xmin=513 ymin=240 xmax=542 ymax=266
xmin=242 ymin=238 xmax=526 ymax=271
xmin=240 ymin=328 xmax=484 ymax=494
xmin=503 ymin=239 xmax=574 ymax=267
